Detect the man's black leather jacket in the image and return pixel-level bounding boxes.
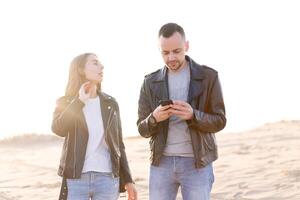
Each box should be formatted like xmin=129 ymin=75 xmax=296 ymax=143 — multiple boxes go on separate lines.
xmin=137 ymin=56 xmax=226 ymax=168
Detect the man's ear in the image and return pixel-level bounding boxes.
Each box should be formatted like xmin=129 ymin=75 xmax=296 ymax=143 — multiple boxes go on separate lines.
xmin=185 ymin=40 xmax=189 ymax=52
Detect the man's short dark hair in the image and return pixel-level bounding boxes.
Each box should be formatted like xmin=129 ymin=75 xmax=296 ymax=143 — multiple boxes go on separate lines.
xmin=158 ymin=23 xmax=185 ymax=39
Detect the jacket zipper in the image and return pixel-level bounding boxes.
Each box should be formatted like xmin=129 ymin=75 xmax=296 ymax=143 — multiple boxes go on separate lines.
xmin=105 ymin=108 xmax=115 ymax=133
xmin=104 ymin=108 xmax=115 ymax=147
xmin=105 ymin=107 xmax=116 ymax=176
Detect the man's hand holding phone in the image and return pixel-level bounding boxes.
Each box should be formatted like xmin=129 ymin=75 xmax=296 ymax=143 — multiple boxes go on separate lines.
xmin=159 ymin=100 xmax=173 ymax=107
xmin=151 ymin=100 xmax=173 ymax=123
xmin=169 ymin=100 xmax=193 ymax=120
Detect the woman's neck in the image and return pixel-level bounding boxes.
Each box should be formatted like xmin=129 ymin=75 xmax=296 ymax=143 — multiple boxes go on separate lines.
xmin=89 ymin=83 xmax=98 ymax=98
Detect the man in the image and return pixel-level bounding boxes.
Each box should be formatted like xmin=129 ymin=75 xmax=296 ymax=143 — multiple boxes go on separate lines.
xmin=137 ymin=23 xmax=226 ymax=200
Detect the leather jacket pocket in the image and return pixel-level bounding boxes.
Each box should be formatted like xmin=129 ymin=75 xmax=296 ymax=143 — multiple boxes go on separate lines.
xmin=203 ymin=133 xmax=216 ymax=151
xmin=198 ymin=132 xmax=215 ymax=153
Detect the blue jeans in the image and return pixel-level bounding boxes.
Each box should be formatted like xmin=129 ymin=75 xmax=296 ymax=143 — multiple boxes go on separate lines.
xmin=66 ymin=172 xmax=119 ymax=200
xmin=150 ymin=156 xmax=214 ymax=200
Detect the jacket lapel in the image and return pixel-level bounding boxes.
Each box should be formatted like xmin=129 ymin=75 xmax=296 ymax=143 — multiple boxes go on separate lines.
xmin=75 ymin=93 xmax=113 ymax=137
xmin=99 ymin=93 xmax=109 ymax=133
xmin=99 ymin=92 xmax=117 ymax=133
xmin=150 ymin=66 xmax=169 ymax=101
xmin=187 ymin=56 xmax=205 ymax=103
xmin=77 ymin=108 xmax=89 ymax=135
xmin=150 ymin=56 xmax=205 ymax=103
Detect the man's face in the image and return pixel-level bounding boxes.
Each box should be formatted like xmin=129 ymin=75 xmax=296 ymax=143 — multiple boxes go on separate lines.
xmin=159 ymin=32 xmax=189 ymax=72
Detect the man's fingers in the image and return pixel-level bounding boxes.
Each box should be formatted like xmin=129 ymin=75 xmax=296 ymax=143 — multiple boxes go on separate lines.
xmin=171 ymin=104 xmax=188 ymax=112
xmin=172 ymin=100 xmax=191 ymax=109
xmin=172 ymin=100 xmax=187 ymax=105
xmin=170 ymin=109 xmax=186 ymax=116
xmin=160 ymin=105 xmax=172 ymax=111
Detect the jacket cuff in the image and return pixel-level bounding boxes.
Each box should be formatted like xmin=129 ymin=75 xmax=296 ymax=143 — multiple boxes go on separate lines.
xmin=147 ymin=113 xmax=158 ymax=129
xmin=186 ymin=109 xmax=198 ymax=129
xmin=119 ymin=174 xmax=134 ymax=192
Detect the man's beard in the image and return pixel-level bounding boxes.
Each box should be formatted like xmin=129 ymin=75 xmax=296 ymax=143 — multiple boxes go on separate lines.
xmin=167 ymin=60 xmax=184 ymax=71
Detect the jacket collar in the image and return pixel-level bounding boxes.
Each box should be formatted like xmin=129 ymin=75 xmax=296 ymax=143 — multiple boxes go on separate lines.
xmin=77 ymin=92 xmax=116 ymax=137
xmin=186 ymin=56 xmax=205 ymax=103
xmin=153 ymin=55 xmax=205 ymax=81
xmin=99 ymin=92 xmax=114 ymax=102
xmin=99 ymin=92 xmax=117 ymax=133
xmin=150 ymin=55 xmax=205 ymax=103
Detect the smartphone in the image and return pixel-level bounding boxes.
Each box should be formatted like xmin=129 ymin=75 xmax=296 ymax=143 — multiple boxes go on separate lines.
xmin=159 ymin=100 xmax=173 ymax=106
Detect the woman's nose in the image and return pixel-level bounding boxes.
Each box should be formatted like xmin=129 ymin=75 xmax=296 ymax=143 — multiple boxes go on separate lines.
xmin=99 ymin=65 xmax=104 ymax=71
xmin=96 ymin=63 xmax=103 ymax=69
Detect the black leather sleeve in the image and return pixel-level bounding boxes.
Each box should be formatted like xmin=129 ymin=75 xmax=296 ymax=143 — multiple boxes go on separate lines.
xmin=187 ymin=75 xmax=226 ymax=133
xmin=115 ymin=102 xmax=134 ymax=192
xmin=51 ymin=96 xmax=85 ymax=137
xmin=137 ymin=79 xmax=158 ymax=138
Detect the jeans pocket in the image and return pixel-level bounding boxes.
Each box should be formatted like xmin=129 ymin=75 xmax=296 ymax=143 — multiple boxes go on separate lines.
xmin=99 ymin=174 xmax=119 ymax=191
xmin=108 ymin=177 xmax=120 ymax=194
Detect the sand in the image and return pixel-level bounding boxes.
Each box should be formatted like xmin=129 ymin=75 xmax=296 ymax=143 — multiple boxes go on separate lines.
xmin=0 ymin=120 xmax=299 ymax=200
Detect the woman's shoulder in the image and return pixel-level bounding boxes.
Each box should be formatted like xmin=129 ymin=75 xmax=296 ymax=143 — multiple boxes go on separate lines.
xmin=100 ymin=92 xmax=117 ymax=102
xmin=55 ymin=95 xmax=75 ymax=105
xmin=100 ymin=92 xmax=119 ymax=109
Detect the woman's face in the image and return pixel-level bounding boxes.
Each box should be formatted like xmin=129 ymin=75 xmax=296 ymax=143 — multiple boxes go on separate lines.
xmin=84 ymin=54 xmax=104 ymax=83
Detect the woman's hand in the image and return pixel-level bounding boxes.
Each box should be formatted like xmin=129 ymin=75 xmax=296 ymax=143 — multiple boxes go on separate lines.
xmin=125 ymin=182 xmax=138 ymax=200
xmin=78 ymin=82 xmax=94 ymax=104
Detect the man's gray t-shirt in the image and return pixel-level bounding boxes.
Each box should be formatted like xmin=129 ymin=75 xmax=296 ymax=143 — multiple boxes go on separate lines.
xmin=163 ymin=63 xmax=194 ymax=157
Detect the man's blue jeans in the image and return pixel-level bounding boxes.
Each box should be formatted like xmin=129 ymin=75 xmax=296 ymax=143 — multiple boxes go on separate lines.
xmin=66 ymin=171 xmax=119 ymax=200
xmin=149 ymin=156 xmax=214 ymax=200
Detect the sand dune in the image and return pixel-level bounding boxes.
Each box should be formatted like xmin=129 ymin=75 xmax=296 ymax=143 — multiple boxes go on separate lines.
xmin=0 ymin=121 xmax=300 ymax=200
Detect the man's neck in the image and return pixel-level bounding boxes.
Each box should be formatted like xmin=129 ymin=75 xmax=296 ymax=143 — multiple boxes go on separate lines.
xmin=169 ymin=60 xmax=189 ymax=74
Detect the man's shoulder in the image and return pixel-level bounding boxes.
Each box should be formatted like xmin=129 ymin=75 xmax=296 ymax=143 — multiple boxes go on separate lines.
xmin=188 ymin=56 xmax=219 ymax=76
xmin=191 ymin=63 xmax=219 ymax=81
xmin=144 ymin=68 xmax=162 ymax=79
xmin=201 ymin=65 xmax=218 ymax=74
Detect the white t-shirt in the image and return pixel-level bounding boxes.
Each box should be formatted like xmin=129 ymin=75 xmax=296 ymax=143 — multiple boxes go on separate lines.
xmin=82 ymin=96 xmax=112 ymax=173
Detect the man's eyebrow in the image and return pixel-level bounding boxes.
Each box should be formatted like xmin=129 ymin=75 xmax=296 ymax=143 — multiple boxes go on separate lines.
xmin=173 ymin=48 xmax=182 ymax=51
xmin=162 ymin=48 xmax=182 ymax=51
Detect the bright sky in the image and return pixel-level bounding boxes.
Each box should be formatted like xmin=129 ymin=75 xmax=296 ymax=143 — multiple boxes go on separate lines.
xmin=0 ymin=0 xmax=299 ymax=138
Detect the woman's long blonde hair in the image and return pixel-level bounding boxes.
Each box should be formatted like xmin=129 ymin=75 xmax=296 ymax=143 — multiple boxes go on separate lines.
xmin=65 ymin=53 xmax=101 ymax=97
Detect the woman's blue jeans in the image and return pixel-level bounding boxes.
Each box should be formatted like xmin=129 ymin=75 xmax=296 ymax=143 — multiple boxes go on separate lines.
xmin=66 ymin=171 xmax=119 ymax=200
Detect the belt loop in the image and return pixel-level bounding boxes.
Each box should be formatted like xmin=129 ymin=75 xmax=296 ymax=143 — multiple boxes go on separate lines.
xmin=173 ymin=156 xmax=176 ymax=172
xmin=90 ymin=171 xmax=93 ymax=182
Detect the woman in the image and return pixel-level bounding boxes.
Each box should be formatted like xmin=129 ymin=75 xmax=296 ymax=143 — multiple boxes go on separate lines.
xmin=52 ymin=53 xmax=137 ymax=200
